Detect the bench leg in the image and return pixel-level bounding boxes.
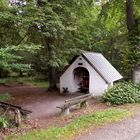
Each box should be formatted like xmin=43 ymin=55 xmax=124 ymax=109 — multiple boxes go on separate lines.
xmin=15 ymin=109 xmax=21 ymax=127
xmin=80 ymin=101 xmax=88 ymax=108
xmin=61 ymin=107 xmax=70 ymax=115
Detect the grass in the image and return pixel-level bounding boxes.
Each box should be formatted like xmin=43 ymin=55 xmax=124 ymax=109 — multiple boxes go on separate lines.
xmin=0 ymin=92 xmax=12 ymax=101
xmin=0 ymin=117 xmax=8 ymax=128
xmin=0 ymin=77 xmax=49 ymax=88
xmin=0 ymin=93 xmax=12 ymax=128
xmin=6 ymin=108 xmax=132 ymax=140
xmin=25 ymin=80 xmax=49 ymax=88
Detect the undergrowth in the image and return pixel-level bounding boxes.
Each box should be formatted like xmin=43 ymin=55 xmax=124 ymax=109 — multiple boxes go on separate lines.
xmin=103 ymin=82 xmax=140 ymax=105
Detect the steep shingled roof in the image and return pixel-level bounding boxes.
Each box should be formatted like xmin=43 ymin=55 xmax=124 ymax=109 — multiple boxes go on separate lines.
xmin=82 ymin=52 xmax=123 ymax=83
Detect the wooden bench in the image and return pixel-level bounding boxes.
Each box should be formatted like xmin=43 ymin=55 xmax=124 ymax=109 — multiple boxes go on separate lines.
xmin=0 ymin=101 xmax=32 ymax=126
xmin=57 ymin=94 xmax=92 ymax=115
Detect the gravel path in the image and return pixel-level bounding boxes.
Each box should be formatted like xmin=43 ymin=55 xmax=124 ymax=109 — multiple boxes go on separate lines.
xmin=132 ymin=133 xmax=140 ymax=140
xmin=77 ymin=109 xmax=140 ymax=140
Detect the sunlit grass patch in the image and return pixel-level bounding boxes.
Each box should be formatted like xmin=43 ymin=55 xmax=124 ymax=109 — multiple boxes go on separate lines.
xmin=25 ymin=80 xmax=49 ymax=88
xmin=0 ymin=77 xmax=49 ymax=88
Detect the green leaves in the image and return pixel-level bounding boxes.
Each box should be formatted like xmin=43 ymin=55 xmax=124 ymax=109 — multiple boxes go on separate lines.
xmin=103 ymin=82 xmax=140 ymax=105
xmin=0 ymin=0 xmax=139 ymax=79
xmin=0 ymin=117 xmax=8 ymax=128
xmin=0 ymin=0 xmax=9 ymax=10
xmin=0 ymin=44 xmax=41 ymax=72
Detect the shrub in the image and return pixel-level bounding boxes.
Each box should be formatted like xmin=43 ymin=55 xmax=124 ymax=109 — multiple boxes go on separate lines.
xmin=103 ymin=82 xmax=140 ymax=105
xmin=134 ymin=83 xmax=140 ymax=90
xmin=0 ymin=117 xmax=8 ymax=128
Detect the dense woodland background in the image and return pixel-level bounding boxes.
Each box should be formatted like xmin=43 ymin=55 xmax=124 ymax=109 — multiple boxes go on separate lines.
xmin=0 ymin=0 xmax=140 ymax=90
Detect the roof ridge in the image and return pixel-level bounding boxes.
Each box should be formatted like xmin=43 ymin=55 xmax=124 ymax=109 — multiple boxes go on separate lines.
xmin=82 ymin=52 xmax=101 ymax=55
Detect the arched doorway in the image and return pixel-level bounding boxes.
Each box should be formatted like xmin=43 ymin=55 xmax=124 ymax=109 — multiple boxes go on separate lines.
xmin=73 ymin=67 xmax=89 ymax=93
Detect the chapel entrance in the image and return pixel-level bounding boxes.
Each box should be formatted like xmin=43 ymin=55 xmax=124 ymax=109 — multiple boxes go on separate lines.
xmin=73 ymin=67 xmax=89 ymax=93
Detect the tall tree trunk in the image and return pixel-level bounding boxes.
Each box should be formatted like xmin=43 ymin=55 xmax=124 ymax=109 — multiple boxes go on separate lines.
xmin=0 ymin=69 xmax=8 ymax=78
xmin=126 ymin=0 xmax=139 ymax=45
xmin=126 ymin=0 xmax=139 ymax=79
xmin=37 ymin=0 xmax=57 ymax=91
xmin=19 ymin=71 xmax=23 ymax=77
xmin=126 ymin=0 xmax=135 ymax=32
xmin=48 ymin=65 xmax=57 ymax=91
xmin=45 ymin=38 xmax=57 ymax=91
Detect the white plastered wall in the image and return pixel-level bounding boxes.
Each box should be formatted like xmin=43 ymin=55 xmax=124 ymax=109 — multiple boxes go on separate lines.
xmin=60 ymin=55 xmax=108 ymax=96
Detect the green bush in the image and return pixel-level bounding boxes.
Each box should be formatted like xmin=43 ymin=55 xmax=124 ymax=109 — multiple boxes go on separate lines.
xmin=103 ymin=82 xmax=140 ymax=105
xmin=0 ymin=117 xmax=8 ymax=128
xmin=134 ymin=83 xmax=140 ymax=90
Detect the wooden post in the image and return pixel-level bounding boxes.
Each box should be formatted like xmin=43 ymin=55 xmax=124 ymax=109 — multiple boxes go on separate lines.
xmin=61 ymin=107 xmax=70 ymax=115
xmin=80 ymin=101 xmax=88 ymax=108
xmin=15 ymin=109 xmax=21 ymax=127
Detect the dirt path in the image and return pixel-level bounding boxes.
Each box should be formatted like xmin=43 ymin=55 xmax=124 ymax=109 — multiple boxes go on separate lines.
xmin=0 ymin=84 xmax=109 ymax=129
xmin=0 ymin=84 xmax=79 ymax=118
xmin=1 ymin=85 xmax=101 ymax=119
xmin=77 ymin=107 xmax=140 ymax=140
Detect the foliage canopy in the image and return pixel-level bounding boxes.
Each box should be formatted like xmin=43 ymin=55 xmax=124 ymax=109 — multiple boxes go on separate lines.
xmin=0 ymin=0 xmax=140 ymax=84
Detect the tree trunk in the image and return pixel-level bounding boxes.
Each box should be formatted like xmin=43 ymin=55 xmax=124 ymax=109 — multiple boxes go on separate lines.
xmin=126 ymin=0 xmax=139 ymax=79
xmin=36 ymin=0 xmax=57 ymax=90
xmin=19 ymin=71 xmax=23 ymax=77
xmin=126 ymin=0 xmax=135 ymax=32
xmin=45 ymin=38 xmax=57 ymax=91
xmin=0 ymin=69 xmax=8 ymax=78
xmin=48 ymin=66 xmax=57 ymax=91
xmin=126 ymin=0 xmax=139 ymax=45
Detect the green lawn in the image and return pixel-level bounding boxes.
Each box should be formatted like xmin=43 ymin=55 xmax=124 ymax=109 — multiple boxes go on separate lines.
xmin=6 ymin=108 xmax=132 ymax=140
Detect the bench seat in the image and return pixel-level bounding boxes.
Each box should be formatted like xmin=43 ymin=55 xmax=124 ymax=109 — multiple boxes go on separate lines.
xmin=57 ymin=94 xmax=92 ymax=115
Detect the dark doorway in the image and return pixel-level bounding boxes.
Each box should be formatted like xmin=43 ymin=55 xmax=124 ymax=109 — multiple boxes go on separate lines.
xmin=73 ymin=67 xmax=89 ymax=93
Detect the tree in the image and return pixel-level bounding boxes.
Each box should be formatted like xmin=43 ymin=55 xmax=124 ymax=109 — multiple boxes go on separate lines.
xmin=1 ymin=0 xmax=139 ymax=86
xmin=0 ymin=45 xmax=41 ymax=77
xmin=125 ymin=0 xmax=140 ymax=77
xmin=89 ymin=0 xmax=140 ymax=79
xmin=16 ymin=0 xmax=95 ymax=90
xmin=0 ymin=0 xmax=41 ymax=77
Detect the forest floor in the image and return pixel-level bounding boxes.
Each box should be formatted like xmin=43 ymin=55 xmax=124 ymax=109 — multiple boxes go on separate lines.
xmin=0 ymin=84 xmax=73 ymax=118
xmin=0 ymin=84 xmax=108 ymax=126
xmin=1 ymin=84 xmax=140 ymax=140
